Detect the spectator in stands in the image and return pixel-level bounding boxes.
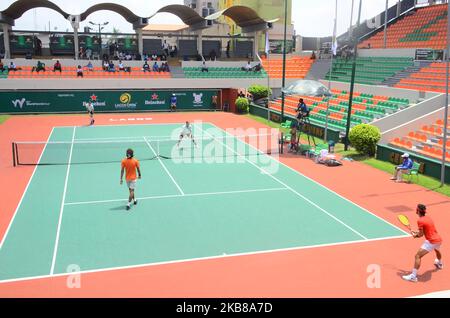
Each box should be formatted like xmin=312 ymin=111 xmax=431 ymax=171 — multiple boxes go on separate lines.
xmin=79 ymin=47 xmax=85 ymax=59
xmin=126 ymin=52 xmax=132 ymax=61
xmin=170 ymin=45 xmax=178 ymax=57
xmin=252 ymin=63 xmax=262 ymax=73
xmin=32 ymin=61 xmax=46 ymax=73
xmin=86 ymin=48 xmax=93 ymax=60
xmin=103 ymin=60 xmax=109 ymax=71
xmin=142 ymin=61 xmax=150 ymax=72
xmin=162 ymin=40 xmax=169 ymax=56
xmin=151 ymin=53 xmax=158 ymax=61
xmin=0 ymin=60 xmax=4 ymax=72
xmin=226 ymin=40 xmax=231 ymax=58
xmin=108 ymin=61 xmax=116 ymax=72
xmin=86 ymin=61 xmax=94 ymax=72
xmin=391 ymin=153 xmax=413 ymax=182
xmin=143 ymin=53 xmax=148 ymax=61
xmin=53 ymin=60 xmax=62 ymax=73
xmin=367 ymin=43 xmax=371 ymax=49
xmin=25 ymin=51 xmax=33 ymax=59
xmin=161 ymin=62 xmax=170 ymax=73
xmin=152 ymin=61 xmax=160 ymax=72
xmin=209 ymin=49 xmax=217 ymax=61
xmin=201 ymin=61 xmax=209 ymax=73
xmin=118 ymin=60 xmax=125 ymax=72
xmin=8 ymin=61 xmax=18 ymax=71
xmin=242 ymin=61 xmax=252 ymax=72
xmin=76 ymin=65 xmax=83 ymax=78
xmin=310 ymin=51 xmax=316 ymax=60
xmin=161 ymin=54 xmax=167 ymax=61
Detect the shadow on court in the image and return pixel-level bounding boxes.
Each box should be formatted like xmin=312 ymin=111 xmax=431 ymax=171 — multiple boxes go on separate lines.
xmin=109 ymin=205 xmax=127 ymax=211
xmin=396 ymin=268 xmax=440 ymax=283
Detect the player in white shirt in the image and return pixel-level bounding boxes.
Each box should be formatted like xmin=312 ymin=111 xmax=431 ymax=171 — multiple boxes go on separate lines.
xmin=177 ymin=121 xmax=197 ymax=148
xmin=85 ymin=101 xmax=95 ymax=126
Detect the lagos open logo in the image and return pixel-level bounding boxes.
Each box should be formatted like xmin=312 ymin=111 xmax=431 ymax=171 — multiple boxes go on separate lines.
xmin=115 ymin=93 xmax=137 ymax=109
xmin=120 ymin=93 xmax=132 ymax=104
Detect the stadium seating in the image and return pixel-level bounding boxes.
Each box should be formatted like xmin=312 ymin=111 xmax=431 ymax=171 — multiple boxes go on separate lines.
xmin=394 ymin=62 xmax=450 ymax=93
xmin=269 ymin=89 xmax=411 ymax=132
xmin=390 ymin=118 xmax=450 ymax=162
xmin=183 ymin=66 xmax=267 ymax=79
xmin=5 ymin=65 xmax=171 ymax=79
xmin=260 ymin=56 xmax=314 ymax=79
xmin=359 ymin=4 xmax=448 ymax=49
xmin=326 ymin=57 xmax=414 ymax=85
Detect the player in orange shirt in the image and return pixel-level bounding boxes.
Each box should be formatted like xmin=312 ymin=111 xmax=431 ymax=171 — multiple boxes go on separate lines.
xmin=402 ymin=204 xmax=443 ymax=282
xmin=120 ymin=148 xmax=141 ymax=211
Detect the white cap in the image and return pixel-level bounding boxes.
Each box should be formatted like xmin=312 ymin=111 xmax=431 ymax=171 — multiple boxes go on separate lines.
xmin=401 ymin=153 xmax=409 ymax=158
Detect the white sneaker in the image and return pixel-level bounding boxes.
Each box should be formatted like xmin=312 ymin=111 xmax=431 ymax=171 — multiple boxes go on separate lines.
xmin=402 ymin=274 xmax=418 ymax=282
xmin=434 ymin=259 xmax=444 ymax=270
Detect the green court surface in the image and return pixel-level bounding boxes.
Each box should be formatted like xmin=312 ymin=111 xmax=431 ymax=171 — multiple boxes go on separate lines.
xmin=0 ymin=123 xmax=408 ymax=282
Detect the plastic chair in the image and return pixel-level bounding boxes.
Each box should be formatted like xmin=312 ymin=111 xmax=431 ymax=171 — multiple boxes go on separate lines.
xmin=405 ymin=162 xmax=421 ymax=183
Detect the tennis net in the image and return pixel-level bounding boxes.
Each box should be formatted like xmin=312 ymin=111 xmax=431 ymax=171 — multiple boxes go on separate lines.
xmin=12 ymin=133 xmax=282 ymax=166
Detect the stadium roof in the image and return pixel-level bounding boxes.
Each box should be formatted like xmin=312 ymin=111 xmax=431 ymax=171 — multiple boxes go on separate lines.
xmin=206 ymin=6 xmax=279 ymax=28
xmin=0 ymin=0 xmax=275 ymax=31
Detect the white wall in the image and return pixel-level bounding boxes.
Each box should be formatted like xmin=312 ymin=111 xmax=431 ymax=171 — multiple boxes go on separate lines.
xmin=358 ymin=48 xmax=417 ymax=58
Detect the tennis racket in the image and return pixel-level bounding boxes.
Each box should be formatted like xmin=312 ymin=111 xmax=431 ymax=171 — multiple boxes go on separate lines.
xmin=397 ymin=214 xmax=411 ymax=230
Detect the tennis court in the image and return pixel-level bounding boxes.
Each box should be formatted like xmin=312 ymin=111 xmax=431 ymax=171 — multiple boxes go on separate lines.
xmin=0 ymin=122 xmax=408 ymax=282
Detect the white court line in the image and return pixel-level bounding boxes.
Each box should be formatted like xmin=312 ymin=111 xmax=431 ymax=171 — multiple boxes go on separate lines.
xmin=49 ymin=126 xmax=76 ymax=275
xmin=0 ymin=234 xmax=408 ymax=285
xmin=0 ymin=128 xmax=55 ymax=250
xmin=196 ymin=125 xmax=368 ymax=240
xmin=64 ymin=187 xmax=288 ymax=206
xmin=143 ymin=136 xmax=185 ymax=195
xmin=57 ymin=122 xmax=186 ymax=129
xmin=208 ymin=122 xmax=411 ymax=236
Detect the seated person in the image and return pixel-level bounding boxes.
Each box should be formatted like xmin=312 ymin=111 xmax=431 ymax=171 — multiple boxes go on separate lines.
xmin=8 ymin=61 xmax=18 ymax=71
xmin=242 ymin=61 xmax=252 ymax=72
xmin=25 ymin=51 xmax=32 ymax=59
xmin=103 ymin=60 xmax=109 ymax=71
xmin=252 ymin=63 xmax=262 ymax=72
xmin=76 ymin=65 xmax=83 ymax=78
xmin=0 ymin=60 xmax=4 ymax=72
xmin=310 ymin=51 xmax=316 ymax=60
xmin=296 ymin=98 xmax=309 ymax=122
xmin=53 ymin=60 xmax=62 ymax=73
xmin=391 ymin=153 xmax=413 ymax=182
xmin=118 ymin=60 xmax=125 ymax=72
xmin=86 ymin=61 xmax=94 ymax=71
xmin=126 ymin=53 xmax=132 ymax=61
xmin=142 ymin=61 xmax=150 ymax=72
xmin=151 ymin=53 xmax=158 ymax=61
xmin=201 ymin=61 xmax=208 ymax=72
xmin=152 ymin=61 xmax=159 ymax=72
xmin=170 ymin=45 xmax=178 ymax=57
xmin=32 ymin=61 xmax=46 ymax=72
xmin=161 ymin=62 xmax=170 ymax=72
xmin=209 ymin=49 xmax=217 ymax=61
xmin=108 ymin=61 xmax=116 ymax=72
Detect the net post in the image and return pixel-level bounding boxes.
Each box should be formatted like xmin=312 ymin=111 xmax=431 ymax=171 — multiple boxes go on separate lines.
xmin=280 ymin=133 xmax=284 ymax=154
xmin=12 ymin=142 xmax=16 ymax=167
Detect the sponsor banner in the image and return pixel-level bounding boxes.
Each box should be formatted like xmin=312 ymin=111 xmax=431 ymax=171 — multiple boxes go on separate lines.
xmin=0 ymin=90 xmax=220 ymax=113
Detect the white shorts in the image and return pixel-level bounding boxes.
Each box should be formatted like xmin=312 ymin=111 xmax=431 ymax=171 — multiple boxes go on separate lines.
xmin=181 ymin=130 xmax=192 ymax=137
xmin=421 ymin=240 xmax=442 ymax=252
xmin=126 ymin=180 xmax=136 ymax=190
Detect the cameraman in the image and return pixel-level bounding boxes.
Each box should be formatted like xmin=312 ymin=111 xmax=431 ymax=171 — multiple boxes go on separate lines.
xmin=296 ymin=98 xmax=310 ymax=124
